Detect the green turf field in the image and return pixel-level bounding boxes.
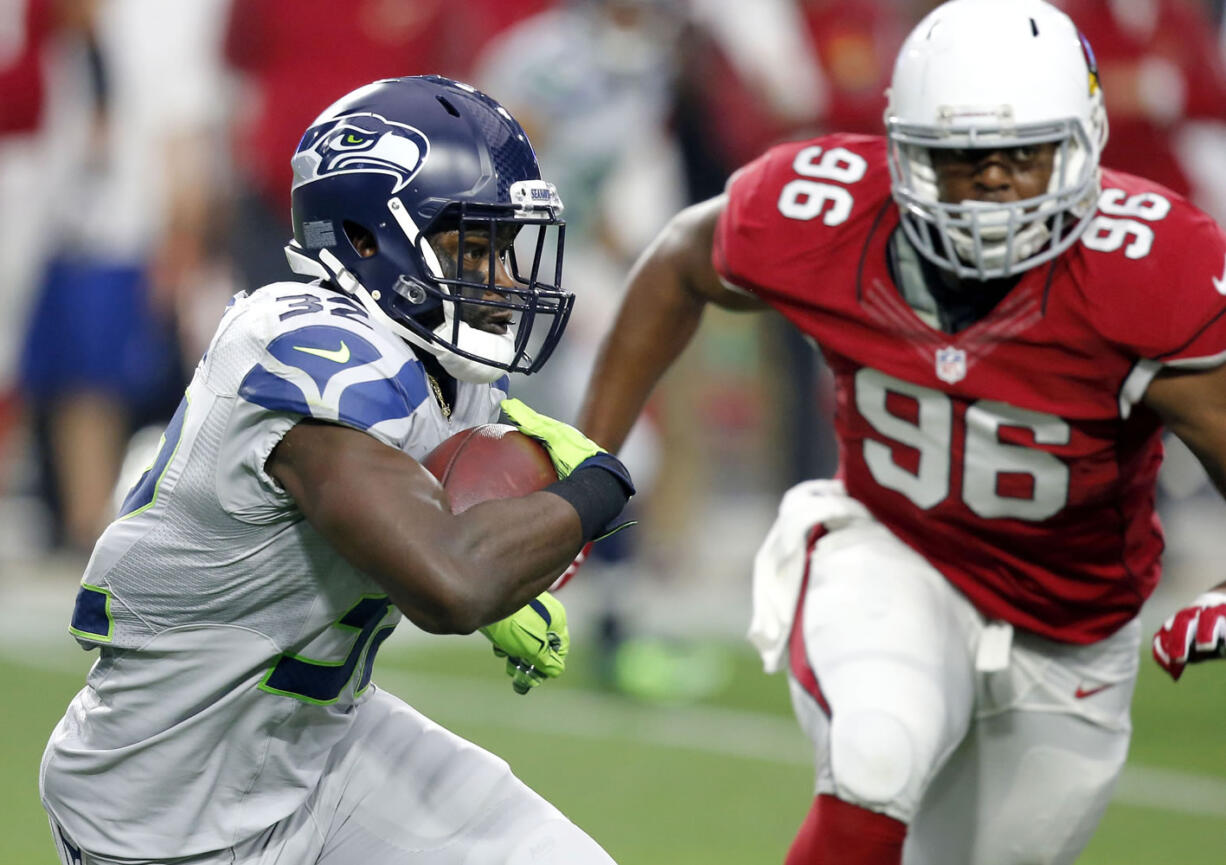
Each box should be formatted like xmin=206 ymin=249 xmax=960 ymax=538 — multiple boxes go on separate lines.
xmin=4 ymin=634 xmax=1223 ymax=864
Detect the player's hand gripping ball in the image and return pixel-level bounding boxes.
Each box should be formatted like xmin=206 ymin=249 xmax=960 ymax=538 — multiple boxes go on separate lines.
xmin=1152 ymin=591 xmax=1226 ymax=681
xmin=421 ymin=425 xmax=570 ymax=693
xmin=480 ymin=593 xmax=569 ymax=694
xmin=499 ymin=397 xmax=605 ymax=477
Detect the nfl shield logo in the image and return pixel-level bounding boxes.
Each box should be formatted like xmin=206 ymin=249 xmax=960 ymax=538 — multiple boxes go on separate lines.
xmin=935 ymin=346 xmax=967 ymax=384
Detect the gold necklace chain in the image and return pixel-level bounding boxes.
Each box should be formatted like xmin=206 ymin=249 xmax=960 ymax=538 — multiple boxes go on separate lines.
xmin=426 ymin=373 xmax=452 ymax=419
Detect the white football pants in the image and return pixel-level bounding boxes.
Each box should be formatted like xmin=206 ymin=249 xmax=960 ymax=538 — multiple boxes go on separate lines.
xmin=783 ymin=506 xmax=1139 ymax=865
xmin=51 ymin=687 xmax=615 ymax=865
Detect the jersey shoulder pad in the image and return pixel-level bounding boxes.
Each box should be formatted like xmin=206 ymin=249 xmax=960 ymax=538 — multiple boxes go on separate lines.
xmin=1078 ymin=171 xmax=1226 ymax=366
xmin=215 ymin=283 xmax=432 ymax=445
xmin=715 ymin=134 xmax=891 ymax=295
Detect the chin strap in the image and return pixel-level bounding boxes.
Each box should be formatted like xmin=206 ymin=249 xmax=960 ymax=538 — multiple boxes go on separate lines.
xmin=431 ymin=293 xmax=517 ymax=383
xmin=285 ymin=240 xmax=329 ymax=279
xmin=432 ymin=326 xmax=514 ymax=383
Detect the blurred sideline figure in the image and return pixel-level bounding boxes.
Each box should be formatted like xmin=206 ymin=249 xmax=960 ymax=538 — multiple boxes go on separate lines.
xmin=41 ymin=75 xmax=633 ymax=865
xmin=667 ymin=0 xmax=906 ymax=516
xmin=222 ymin=0 xmax=448 ymax=292
xmin=692 ymin=0 xmax=909 ymax=492
xmin=221 ymin=0 xmax=551 ymax=296
xmin=0 ymin=0 xmax=93 ymax=543
xmin=473 ymin=0 xmax=682 ymax=423
xmin=682 ymin=0 xmax=903 ymax=179
xmin=1056 ymin=0 xmax=1226 ymax=205
xmin=15 ymin=0 xmax=231 ymax=553
xmin=472 ymin=0 xmax=680 ymax=689
xmin=0 ymin=0 xmax=58 ymax=443
xmin=577 ymin=1 xmax=1226 ymax=863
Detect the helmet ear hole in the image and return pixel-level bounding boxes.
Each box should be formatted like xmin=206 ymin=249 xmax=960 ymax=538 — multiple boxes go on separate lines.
xmin=344 ymin=221 xmax=378 ymax=258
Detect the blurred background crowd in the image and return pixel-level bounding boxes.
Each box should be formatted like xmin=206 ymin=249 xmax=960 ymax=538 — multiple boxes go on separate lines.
xmin=3 ymin=0 xmax=1226 ymax=694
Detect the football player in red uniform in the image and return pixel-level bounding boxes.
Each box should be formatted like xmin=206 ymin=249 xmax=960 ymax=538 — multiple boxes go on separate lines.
xmin=577 ymin=0 xmax=1226 ymax=863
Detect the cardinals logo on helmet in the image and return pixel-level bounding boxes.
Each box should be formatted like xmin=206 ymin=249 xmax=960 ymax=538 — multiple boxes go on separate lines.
xmin=292 ymin=113 xmax=430 ymax=194
xmin=1078 ymin=32 xmax=1101 ymax=96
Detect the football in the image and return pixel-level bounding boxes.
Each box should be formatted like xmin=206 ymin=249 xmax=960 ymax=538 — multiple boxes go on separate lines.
xmin=421 ymin=423 xmax=557 ymax=513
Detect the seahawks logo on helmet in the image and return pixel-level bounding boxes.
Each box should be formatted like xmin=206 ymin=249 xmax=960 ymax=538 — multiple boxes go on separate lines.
xmin=291 ymin=112 xmax=430 ymax=194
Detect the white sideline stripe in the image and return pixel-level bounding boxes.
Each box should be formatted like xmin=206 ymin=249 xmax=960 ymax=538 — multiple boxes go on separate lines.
xmin=10 ymin=647 xmax=1226 ymax=820
xmin=1111 ymin=767 xmax=1226 ymax=820
xmin=377 ymin=668 xmax=812 ymax=765
xmin=379 ymin=670 xmax=1226 ymax=820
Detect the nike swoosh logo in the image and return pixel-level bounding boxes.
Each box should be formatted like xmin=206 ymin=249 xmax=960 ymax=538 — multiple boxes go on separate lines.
xmin=1074 ymin=683 xmax=1113 ymax=699
xmin=293 ymin=342 xmax=351 ymax=363
xmin=1214 ymin=254 xmax=1226 ymax=295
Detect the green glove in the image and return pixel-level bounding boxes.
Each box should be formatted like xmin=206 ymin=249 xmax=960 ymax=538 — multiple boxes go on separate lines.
xmin=500 ymin=398 xmax=605 ymax=479
xmin=479 ymin=592 xmax=569 ymax=695
xmin=500 ymin=397 xmax=637 ymax=543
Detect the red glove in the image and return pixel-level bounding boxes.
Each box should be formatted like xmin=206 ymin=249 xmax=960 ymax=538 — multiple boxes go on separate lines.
xmin=550 ymin=542 xmax=592 ymax=591
xmin=1152 ymin=591 xmax=1226 ymax=681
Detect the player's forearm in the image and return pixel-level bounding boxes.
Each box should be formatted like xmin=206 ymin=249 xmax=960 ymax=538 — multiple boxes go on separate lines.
xmin=578 ymin=249 xmax=708 ymax=452
xmin=429 ymin=491 xmax=586 ymax=624
xmin=271 ymin=422 xmax=579 ymax=633
xmin=327 ymin=489 xmax=583 ymax=635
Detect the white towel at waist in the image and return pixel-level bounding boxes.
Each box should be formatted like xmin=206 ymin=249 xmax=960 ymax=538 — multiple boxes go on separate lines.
xmin=748 ymin=479 xmax=871 ymax=673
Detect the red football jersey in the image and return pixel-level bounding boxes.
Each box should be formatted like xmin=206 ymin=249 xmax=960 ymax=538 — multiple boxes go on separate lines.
xmin=714 ymin=134 xmax=1226 ymax=643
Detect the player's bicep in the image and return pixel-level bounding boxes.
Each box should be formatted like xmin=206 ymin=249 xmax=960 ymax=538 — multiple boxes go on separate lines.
xmin=1144 ymin=363 xmax=1226 ymax=494
xmin=663 ymin=196 xmax=767 ymax=311
xmin=267 ymin=420 xmax=453 ymax=575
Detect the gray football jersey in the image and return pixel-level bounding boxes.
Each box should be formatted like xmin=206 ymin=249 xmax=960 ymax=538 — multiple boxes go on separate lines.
xmin=40 ymin=282 xmax=507 ymax=858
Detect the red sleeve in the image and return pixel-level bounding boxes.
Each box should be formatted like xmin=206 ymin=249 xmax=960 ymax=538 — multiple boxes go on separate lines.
xmin=1149 ymin=212 xmax=1226 ymax=366
xmin=713 ymin=147 xmax=791 ymax=294
xmin=1090 ymin=189 xmax=1226 ymax=366
xmin=713 ymin=134 xmax=891 ymax=297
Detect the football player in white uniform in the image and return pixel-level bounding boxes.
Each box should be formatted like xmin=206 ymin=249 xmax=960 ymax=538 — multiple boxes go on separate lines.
xmin=40 ymin=75 xmax=634 ymax=865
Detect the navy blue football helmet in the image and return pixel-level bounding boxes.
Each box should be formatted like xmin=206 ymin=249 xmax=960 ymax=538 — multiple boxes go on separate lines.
xmin=285 ymin=75 xmax=570 ymax=382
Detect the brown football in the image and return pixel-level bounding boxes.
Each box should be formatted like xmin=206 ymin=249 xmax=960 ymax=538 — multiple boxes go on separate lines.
xmin=421 ymin=423 xmax=557 ymax=513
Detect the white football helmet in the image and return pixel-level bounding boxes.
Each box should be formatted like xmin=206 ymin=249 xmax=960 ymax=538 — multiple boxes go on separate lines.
xmin=885 ymin=0 xmax=1108 ymax=280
